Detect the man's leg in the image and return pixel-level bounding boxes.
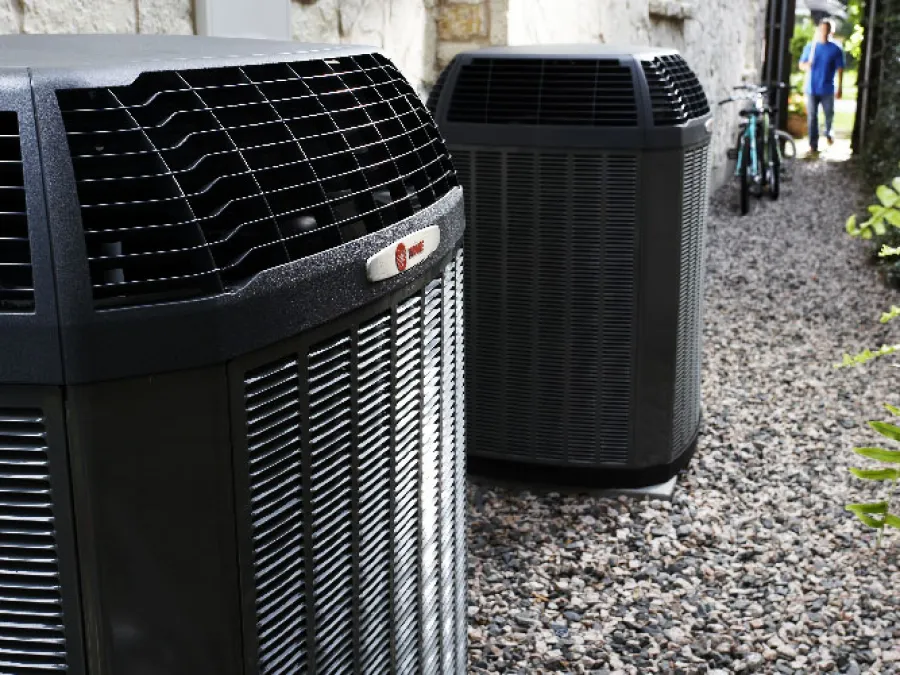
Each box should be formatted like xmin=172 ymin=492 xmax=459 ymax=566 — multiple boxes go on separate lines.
xmin=822 ymin=93 xmax=835 ymax=144
xmin=807 ymin=94 xmax=820 ymax=152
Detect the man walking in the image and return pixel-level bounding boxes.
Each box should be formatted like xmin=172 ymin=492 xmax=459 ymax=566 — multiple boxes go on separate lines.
xmin=799 ymin=19 xmax=845 ymax=158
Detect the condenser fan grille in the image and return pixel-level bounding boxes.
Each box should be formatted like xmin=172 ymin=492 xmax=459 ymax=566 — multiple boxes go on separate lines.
xmin=426 ymin=57 xmax=454 ymax=117
xmin=446 ymin=58 xmax=638 ymax=126
xmin=57 ymin=53 xmax=457 ymax=308
xmin=0 ymin=112 xmax=34 ymax=312
xmin=641 ymin=54 xmax=710 ymax=125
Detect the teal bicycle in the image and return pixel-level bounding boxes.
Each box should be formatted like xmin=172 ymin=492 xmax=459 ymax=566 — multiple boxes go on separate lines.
xmin=719 ymin=84 xmax=793 ymax=216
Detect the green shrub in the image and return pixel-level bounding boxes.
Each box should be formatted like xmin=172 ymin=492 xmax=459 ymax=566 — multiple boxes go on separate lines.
xmin=843 ymin=166 xmax=900 ymax=545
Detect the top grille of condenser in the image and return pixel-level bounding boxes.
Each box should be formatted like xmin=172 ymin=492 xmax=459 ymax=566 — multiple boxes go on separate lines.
xmin=426 ymin=57 xmax=455 ymax=117
xmin=446 ymin=58 xmax=639 ymax=126
xmin=641 ymin=54 xmax=710 ymax=125
xmin=0 ymin=111 xmax=34 ymax=312
xmin=57 ymin=53 xmax=457 ymax=308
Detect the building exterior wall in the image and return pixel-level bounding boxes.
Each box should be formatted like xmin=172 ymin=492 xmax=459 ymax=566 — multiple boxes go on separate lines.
xmin=0 ymin=0 xmax=766 ymax=184
xmin=291 ymin=0 xmax=437 ymax=97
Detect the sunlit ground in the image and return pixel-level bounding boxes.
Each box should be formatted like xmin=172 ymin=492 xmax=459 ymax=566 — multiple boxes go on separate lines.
xmin=793 ymin=93 xmax=856 ymax=163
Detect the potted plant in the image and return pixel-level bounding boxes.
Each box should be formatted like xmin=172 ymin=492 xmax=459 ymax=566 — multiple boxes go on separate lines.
xmin=786 ymin=91 xmax=807 ymax=138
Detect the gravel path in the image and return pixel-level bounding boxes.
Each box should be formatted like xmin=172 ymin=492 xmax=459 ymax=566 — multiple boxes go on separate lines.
xmin=466 ymin=158 xmax=900 ymax=674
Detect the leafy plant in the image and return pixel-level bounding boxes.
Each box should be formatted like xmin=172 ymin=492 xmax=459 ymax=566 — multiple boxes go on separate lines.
xmin=846 ymin=163 xmax=900 ymax=240
xmin=842 ymin=165 xmax=900 ymax=545
xmin=844 ymin=407 xmax=900 ymax=546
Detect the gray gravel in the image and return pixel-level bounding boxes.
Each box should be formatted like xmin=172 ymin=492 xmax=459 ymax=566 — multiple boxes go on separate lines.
xmin=466 ymin=158 xmax=900 ymax=674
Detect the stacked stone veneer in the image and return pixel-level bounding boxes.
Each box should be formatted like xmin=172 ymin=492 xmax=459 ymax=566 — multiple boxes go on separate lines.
xmin=0 ymin=0 xmax=766 ymax=184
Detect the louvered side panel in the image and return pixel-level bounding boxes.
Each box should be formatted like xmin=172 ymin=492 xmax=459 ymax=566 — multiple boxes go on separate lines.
xmin=673 ymin=145 xmax=710 ymax=454
xmin=466 ymin=151 xmax=502 ymax=459
xmin=534 ymin=154 xmax=571 ymax=463
xmin=420 ymin=279 xmax=443 ymax=675
xmin=439 ymin=252 xmax=460 ymax=675
xmin=243 ymin=251 xmax=466 ymax=674
xmin=568 ymin=156 xmax=604 ymax=464
xmin=393 ymin=295 xmax=422 ymax=675
xmin=466 ymin=150 xmax=633 ymax=465
xmin=451 ymin=249 xmax=467 ymax=672
xmin=356 ymin=315 xmax=392 ymax=675
xmin=244 ymin=358 xmax=307 ymax=675
xmin=308 ymin=336 xmax=354 ymax=675
xmin=503 ymin=153 xmax=537 ymax=459
xmin=599 ymin=156 xmax=637 ymax=464
xmin=0 ymin=409 xmax=67 ymax=674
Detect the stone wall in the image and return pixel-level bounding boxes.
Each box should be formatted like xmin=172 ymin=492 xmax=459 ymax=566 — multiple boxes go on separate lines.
xmin=0 ymin=0 xmax=193 ymax=34
xmin=0 ymin=0 xmax=767 ymax=183
xmin=291 ymin=0 xmax=437 ymax=96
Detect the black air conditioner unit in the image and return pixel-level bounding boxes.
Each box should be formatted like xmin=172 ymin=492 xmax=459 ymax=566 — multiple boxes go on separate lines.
xmin=429 ymin=45 xmax=712 ymax=487
xmin=0 ymin=35 xmax=467 ymax=674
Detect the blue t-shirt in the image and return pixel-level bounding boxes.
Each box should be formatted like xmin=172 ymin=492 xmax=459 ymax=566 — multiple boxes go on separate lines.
xmin=800 ymin=41 xmax=845 ymax=96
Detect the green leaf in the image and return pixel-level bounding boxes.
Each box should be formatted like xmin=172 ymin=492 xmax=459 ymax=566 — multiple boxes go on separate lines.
xmin=848 ymin=510 xmax=885 ymax=529
xmin=854 ymin=446 xmax=900 ymax=463
xmin=834 ymin=344 xmax=900 ymax=368
xmin=868 ymin=421 xmax=900 ymax=443
xmin=875 ymin=220 xmax=887 ymax=236
xmin=869 ymin=204 xmax=888 ymax=217
xmin=886 ymin=208 xmax=900 ymax=227
xmin=884 ymin=514 xmax=900 ymax=529
xmin=846 ymin=214 xmax=858 ymax=234
xmin=881 ymin=306 xmax=900 ymax=323
xmin=881 ymin=245 xmax=900 ymax=257
xmin=846 ymin=501 xmax=889 ymax=514
xmin=849 ymin=467 xmax=900 ymax=480
xmin=885 ymin=403 xmax=900 ymax=416
xmin=877 ymin=185 xmax=899 ymax=207
xmin=862 ymin=229 xmax=873 ymax=239
xmin=893 ymin=177 xmax=900 ymax=193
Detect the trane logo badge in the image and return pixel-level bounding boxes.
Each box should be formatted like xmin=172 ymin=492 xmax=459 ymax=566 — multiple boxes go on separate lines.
xmin=366 ymin=226 xmax=440 ymax=282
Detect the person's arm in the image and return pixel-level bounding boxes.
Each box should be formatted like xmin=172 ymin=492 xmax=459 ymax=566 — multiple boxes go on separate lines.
xmin=799 ymin=44 xmax=812 ymax=72
xmin=836 ymin=47 xmax=846 ymax=98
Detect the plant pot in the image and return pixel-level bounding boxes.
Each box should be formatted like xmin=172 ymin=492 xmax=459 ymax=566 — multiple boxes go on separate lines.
xmin=787 ymin=113 xmax=807 ymax=138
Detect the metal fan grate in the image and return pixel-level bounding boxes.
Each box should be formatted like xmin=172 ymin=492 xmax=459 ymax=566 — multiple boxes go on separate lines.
xmin=447 ymin=58 xmax=638 ymax=126
xmin=0 ymin=112 xmax=34 ymax=312
xmin=58 ymin=53 xmax=457 ymax=308
xmin=641 ymin=55 xmax=710 ymax=126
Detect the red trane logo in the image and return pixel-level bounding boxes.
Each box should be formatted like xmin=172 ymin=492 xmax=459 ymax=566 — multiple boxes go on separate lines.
xmin=408 ymin=240 xmax=425 ymax=258
xmin=395 ymin=243 xmax=407 ymax=271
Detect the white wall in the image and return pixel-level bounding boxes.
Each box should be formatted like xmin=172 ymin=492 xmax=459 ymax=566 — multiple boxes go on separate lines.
xmin=503 ymin=0 xmax=767 ymax=185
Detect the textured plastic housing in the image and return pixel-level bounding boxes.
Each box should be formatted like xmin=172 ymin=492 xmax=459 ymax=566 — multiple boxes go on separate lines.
xmin=430 ymin=45 xmax=711 ymax=486
xmin=0 ymin=35 xmax=467 ymax=675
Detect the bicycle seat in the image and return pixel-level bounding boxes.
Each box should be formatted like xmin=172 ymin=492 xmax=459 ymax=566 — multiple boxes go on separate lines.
xmin=739 ymin=108 xmax=760 ymax=118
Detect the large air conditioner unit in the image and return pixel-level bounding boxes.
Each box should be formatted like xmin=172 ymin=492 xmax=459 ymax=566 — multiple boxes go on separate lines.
xmin=429 ymin=45 xmax=712 ymax=487
xmin=0 ymin=35 xmax=467 ymax=674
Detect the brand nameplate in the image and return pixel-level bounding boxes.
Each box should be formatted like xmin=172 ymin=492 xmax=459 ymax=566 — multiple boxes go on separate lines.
xmin=366 ymin=226 xmax=441 ymax=282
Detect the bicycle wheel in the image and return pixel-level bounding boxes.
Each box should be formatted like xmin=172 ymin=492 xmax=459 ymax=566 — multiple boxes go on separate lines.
xmin=752 ymin=134 xmax=765 ymax=197
xmin=740 ymin=136 xmax=750 ymax=215
xmin=768 ymin=128 xmax=780 ymax=200
xmin=775 ymin=130 xmax=795 ymax=178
